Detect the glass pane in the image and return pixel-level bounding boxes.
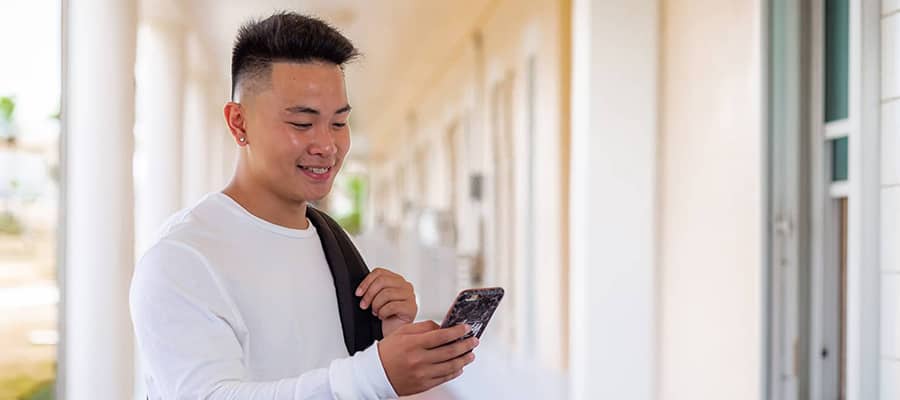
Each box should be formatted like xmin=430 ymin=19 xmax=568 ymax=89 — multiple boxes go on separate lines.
xmin=825 ymin=0 xmax=849 ymax=122
xmin=831 ymin=136 xmax=849 ymax=181
xmin=0 ymin=1 xmax=61 ymax=398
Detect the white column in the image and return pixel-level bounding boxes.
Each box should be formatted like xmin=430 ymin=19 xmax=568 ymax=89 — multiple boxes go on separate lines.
xmin=880 ymin=2 xmax=900 ymax=399
xmin=199 ymin=78 xmax=223 ymax=191
xmin=569 ymin=0 xmax=659 ymax=399
xmin=183 ymin=33 xmax=223 ymax=203
xmin=206 ymin=81 xmax=225 ymax=191
xmin=182 ymin=75 xmax=209 ymax=205
xmin=63 ymin=0 xmax=137 ymax=399
xmin=135 ymin=18 xmax=186 ymax=253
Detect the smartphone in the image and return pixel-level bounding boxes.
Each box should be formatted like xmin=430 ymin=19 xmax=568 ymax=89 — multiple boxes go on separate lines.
xmin=439 ymin=287 xmax=505 ymax=341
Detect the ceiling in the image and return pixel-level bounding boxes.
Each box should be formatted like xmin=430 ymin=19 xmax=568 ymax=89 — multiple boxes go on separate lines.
xmin=168 ymin=0 xmax=493 ymax=150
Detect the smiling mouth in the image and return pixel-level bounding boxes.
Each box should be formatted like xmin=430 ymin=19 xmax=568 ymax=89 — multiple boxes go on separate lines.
xmin=297 ymin=165 xmax=332 ymax=174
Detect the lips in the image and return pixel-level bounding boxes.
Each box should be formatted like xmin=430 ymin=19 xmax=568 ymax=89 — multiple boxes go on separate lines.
xmin=297 ymin=164 xmax=334 ymax=181
xmin=299 ymin=166 xmax=330 ymax=174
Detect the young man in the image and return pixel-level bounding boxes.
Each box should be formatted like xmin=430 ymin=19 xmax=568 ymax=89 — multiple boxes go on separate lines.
xmin=129 ymin=12 xmax=478 ymax=399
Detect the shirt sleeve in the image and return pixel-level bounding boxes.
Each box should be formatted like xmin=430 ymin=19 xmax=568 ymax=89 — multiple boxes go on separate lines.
xmin=129 ymin=240 xmax=398 ymax=400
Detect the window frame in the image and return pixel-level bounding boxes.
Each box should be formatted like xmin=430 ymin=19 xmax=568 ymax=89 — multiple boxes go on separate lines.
xmin=766 ymin=0 xmax=881 ymax=399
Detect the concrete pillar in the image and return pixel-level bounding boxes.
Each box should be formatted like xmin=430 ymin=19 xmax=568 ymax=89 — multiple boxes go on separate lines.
xmin=183 ymin=33 xmax=213 ymax=204
xmin=657 ymin=0 xmax=762 ymax=399
xmin=568 ymin=0 xmax=659 ymax=399
xmin=206 ymin=89 xmax=225 ymax=192
xmin=182 ymin=74 xmax=209 ymax=205
xmin=134 ymin=17 xmax=186 ymax=253
xmin=63 ymin=0 xmax=137 ymax=398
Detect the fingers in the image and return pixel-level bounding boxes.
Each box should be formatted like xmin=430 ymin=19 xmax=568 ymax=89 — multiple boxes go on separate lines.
xmin=420 ymin=324 xmax=471 ymax=349
xmin=371 ymin=288 xmax=412 ymax=313
xmin=358 ymin=272 xmax=411 ymax=310
xmin=382 ymin=322 xmax=477 ymax=395
xmin=426 ymin=351 xmax=476 ymax=380
xmin=377 ymin=300 xmax=416 ymax=321
xmin=359 ymin=276 xmax=390 ymax=309
xmin=428 ymin=368 xmax=465 ymax=388
xmin=355 ymin=268 xmax=382 ymax=297
xmin=424 ymin=336 xmax=479 ymax=364
xmin=356 ymin=267 xmax=393 ymax=297
xmin=400 ymin=320 xmax=440 ymax=335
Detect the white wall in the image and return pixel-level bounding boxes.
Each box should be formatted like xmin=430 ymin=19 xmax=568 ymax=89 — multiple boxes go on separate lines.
xmin=366 ymin=0 xmax=569 ymax=370
xmin=880 ymin=2 xmax=900 ymax=397
xmin=657 ymin=0 xmax=763 ymax=398
xmin=490 ymin=0 xmax=567 ymax=368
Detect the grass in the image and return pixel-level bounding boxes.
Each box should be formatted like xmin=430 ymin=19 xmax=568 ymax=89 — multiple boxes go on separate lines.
xmin=0 ymin=361 xmax=55 ymax=400
xmin=21 ymin=381 xmax=53 ymax=400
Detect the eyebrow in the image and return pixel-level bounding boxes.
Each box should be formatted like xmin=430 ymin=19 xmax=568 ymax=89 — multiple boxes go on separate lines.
xmin=284 ymin=104 xmax=352 ymax=115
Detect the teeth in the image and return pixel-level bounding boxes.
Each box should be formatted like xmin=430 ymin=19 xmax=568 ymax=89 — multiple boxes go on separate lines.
xmin=300 ymin=166 xmax=330 ymax=174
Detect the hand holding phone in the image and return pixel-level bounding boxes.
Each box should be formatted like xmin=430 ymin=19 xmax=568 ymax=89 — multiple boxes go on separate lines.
xmin=378 ymin=321 xmax=478 ymax=395
xmin=378 ymin=288 xmax=503 ymax=396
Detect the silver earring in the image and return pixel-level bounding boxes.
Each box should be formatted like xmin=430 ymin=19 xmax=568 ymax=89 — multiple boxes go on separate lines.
xmin=239 ymin=137 xmax=246 ymax=143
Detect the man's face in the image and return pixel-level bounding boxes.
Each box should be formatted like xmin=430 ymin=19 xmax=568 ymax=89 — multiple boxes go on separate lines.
xmin=238 ymin=62 xmax=351 ymax=202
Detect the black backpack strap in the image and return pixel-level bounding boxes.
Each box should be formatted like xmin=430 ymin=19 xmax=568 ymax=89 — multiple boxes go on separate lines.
xmin=306 ymin=206 xmax=382 ymax=355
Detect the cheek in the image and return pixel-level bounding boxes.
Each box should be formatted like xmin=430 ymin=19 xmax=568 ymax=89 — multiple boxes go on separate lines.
xmin=335 ymin=132 xmax=351 ymax=158
xmin=276 ymin=130 xmax=310 ymax=160
xmin=260 ymin=129 xmax=301 ymax=167
xmin=284 ymin=129 xmax=307 ymax=148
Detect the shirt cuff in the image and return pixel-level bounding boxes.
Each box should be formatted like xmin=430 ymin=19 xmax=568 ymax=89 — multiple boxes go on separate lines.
xmin=328 ymin=341 xmax=398 ymax=400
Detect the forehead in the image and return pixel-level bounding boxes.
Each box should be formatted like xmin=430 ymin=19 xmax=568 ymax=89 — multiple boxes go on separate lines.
xmin=268 ymin=61 xmax=347 ymax=101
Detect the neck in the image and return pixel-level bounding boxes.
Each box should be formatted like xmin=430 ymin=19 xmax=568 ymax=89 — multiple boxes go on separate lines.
xmin=222 ymin=163 xmax=310 ymax=230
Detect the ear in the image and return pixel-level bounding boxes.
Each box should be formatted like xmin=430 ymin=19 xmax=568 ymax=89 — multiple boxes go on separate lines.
xmin=224 ymin=102 xmax=249 ymax=146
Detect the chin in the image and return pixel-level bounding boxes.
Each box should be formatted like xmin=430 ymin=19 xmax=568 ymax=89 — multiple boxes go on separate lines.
xmin=302 ymin=187 xmax=334 ymax=203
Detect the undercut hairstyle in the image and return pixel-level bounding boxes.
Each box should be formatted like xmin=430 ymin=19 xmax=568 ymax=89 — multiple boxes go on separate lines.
xmin=230 ymin=12 xmax=360 ymax=99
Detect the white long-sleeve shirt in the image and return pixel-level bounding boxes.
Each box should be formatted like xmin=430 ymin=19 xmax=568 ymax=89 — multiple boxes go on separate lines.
xmin=129 ymin=192 xmax=398 ymax=399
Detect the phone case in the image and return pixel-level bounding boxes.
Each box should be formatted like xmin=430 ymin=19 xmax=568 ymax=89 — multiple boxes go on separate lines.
xmin=440 ymin=287 xmax=505 ymax=340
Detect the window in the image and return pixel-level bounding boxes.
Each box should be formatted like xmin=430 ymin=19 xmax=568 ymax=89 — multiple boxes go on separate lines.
xmin=821 ymin=1 xmax=851 ymax=397
xmin=766 ymin=1 xmax=875 ymax=399
xmin=807 ymin=0 xmax=883 ymax=398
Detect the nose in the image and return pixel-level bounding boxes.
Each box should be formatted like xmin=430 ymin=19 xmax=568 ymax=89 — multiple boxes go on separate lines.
xmin=308 ymin=124 xmax=337 ymax=157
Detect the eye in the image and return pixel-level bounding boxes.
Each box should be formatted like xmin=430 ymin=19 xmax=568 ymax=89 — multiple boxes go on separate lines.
xmin=288 ymin=122 xmax=312 ymax=129
xmin=332 ymin=122 xmax=347 ymax=128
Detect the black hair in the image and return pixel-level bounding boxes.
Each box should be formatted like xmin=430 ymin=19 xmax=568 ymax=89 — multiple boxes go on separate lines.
xmin=230 ymin=12 xmax=360 ymax=99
